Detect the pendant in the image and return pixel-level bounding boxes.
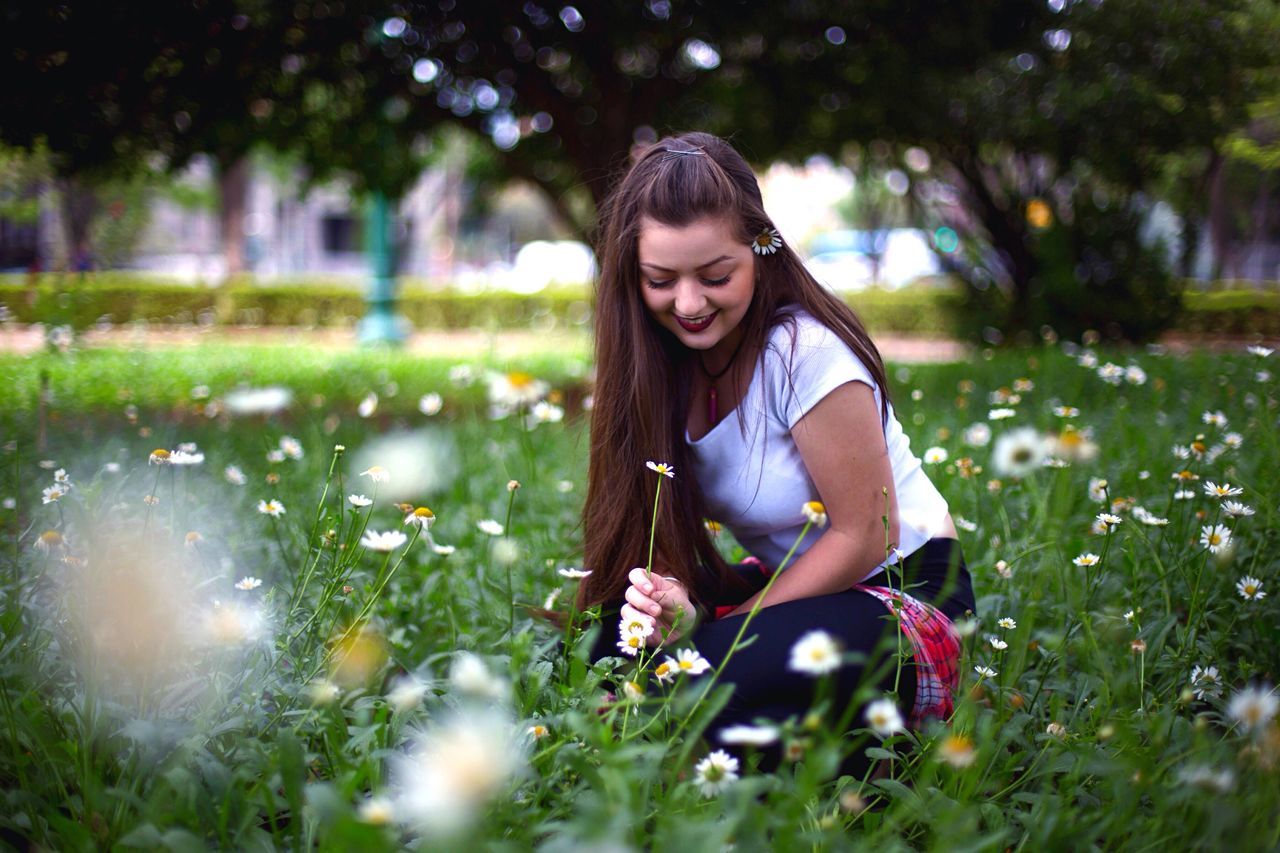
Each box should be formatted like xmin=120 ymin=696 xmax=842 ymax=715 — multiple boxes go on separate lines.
xmin=708 ymin=386 xmax=718 ymax=424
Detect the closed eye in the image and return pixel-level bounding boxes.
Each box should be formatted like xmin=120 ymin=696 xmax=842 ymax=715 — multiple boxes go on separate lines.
xmin=645 ymin=275 xmax=731 ymax=289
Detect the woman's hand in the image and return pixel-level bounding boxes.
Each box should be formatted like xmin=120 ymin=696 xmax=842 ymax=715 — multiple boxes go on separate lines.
xmin=625 ymin=568 xmax=696 ymax=646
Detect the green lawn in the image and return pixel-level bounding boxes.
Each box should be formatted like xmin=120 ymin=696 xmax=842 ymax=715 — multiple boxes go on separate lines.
xmin=1 ymin=340 xmax=1277 ymax=849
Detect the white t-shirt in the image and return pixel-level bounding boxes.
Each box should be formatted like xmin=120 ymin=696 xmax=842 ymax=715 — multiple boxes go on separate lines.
xmin=687 ymin=309 xmax=949 ymax=581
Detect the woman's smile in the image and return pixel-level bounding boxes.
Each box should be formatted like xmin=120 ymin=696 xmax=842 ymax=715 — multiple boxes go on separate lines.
xmin=637 ymin=215 xmax=756 ymax=358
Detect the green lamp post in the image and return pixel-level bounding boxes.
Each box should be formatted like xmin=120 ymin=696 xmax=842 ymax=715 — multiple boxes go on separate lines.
xmin=357 ymin=189 xmax=410 ymax=346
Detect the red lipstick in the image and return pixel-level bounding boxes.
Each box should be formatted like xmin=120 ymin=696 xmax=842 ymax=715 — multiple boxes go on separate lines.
xmin=676 ymin=311 xmax=717 ymax=332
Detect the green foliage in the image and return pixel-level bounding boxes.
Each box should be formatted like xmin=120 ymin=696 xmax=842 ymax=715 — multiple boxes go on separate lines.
xmin=1 ymin=343 xmax=1278 ymax=848
xmin=955 ymin=195 xmax=1185 ymax=343
xmin=3 ymin=275 xmax=1277 ymax=340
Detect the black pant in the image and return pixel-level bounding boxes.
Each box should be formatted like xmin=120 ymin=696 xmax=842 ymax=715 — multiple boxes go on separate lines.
xmin=587 ymin=538 xmax=975 ymax=779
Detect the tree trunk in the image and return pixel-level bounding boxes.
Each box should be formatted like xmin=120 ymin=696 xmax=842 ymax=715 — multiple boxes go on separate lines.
xmin=217 ymin=154 xmax=249 ymax=282
xmin=1206 ymin=153 xmax=1232 ymax=280
xmin=950 ymin=151 xmax=1038 ymax=334
xmin=58 ymin=175 xmax=99 ymax=272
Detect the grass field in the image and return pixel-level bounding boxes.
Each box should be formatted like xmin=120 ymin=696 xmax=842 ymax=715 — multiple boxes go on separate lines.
xmin=1 ymin=339 xmax=1277 ymax=849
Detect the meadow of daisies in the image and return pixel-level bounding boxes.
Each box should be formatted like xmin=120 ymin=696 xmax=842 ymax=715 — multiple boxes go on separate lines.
xmin=1 ymin=335 xmax=1277 ymax=850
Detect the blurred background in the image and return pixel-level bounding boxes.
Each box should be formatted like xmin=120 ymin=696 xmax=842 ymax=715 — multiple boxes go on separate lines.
xmin=1 ymin=0 xmax=1278 ymax=345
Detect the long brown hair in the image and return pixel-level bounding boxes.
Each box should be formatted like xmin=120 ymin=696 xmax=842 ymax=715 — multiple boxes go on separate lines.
xmin=577 ymin=131 xmax=891 ymax=614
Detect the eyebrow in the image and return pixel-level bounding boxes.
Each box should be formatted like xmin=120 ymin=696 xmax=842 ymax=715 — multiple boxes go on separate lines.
xmin=638 ymin=255 xmax=734 ymax=272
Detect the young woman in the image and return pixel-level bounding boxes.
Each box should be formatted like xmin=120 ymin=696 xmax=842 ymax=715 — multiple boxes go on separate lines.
xmin=577 ymin=132 xmax=975 ymax=776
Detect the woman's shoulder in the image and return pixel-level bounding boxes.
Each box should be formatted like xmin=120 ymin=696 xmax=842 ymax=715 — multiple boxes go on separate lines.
xmin=766 ymin=308 xmax=850 ymax=360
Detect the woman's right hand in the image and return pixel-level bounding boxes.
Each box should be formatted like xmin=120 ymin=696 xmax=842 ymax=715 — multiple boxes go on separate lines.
xmin=625 ymin=568 xmax=696 ymax=646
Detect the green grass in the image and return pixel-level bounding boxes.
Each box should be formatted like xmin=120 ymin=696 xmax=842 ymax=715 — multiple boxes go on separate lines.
xmin=0 ymin=340 xmax=1277 ymax=849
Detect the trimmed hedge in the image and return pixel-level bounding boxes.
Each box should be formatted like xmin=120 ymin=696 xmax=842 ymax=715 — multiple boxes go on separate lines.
xmin=0 ymin=273 xmax=1276 ymax=337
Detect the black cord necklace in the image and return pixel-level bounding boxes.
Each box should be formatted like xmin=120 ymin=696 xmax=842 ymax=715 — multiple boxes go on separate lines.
xmin=698 ymin=331 xmax=748 ymax=423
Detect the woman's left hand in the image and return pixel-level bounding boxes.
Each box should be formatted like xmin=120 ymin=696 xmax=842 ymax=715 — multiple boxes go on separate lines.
xmin=625 ymin=568 xmax=696 ymax=645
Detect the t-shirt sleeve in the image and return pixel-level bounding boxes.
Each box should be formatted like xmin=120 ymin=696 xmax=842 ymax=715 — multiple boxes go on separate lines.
xmin=768 ymin=316 xmax=881 ymax=430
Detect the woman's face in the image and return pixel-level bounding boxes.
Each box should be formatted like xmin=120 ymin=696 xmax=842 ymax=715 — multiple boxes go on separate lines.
xmin=636 ymin=214 xmax=756 ymax=357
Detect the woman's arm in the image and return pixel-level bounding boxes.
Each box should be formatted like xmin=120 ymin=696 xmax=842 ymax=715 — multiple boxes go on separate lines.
xmin=725 ymin=380 xmax=900 ymax=617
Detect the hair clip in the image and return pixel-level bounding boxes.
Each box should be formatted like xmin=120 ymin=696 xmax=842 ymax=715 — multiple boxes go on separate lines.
xmin=751 ymin=227 xmax=782 ymax=255
xmin=659 ymin=146 xmax=705 ymax=158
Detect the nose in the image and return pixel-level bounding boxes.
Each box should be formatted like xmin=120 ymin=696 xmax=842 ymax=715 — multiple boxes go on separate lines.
xmin=673 ymin=279 xmax=706 ymax=317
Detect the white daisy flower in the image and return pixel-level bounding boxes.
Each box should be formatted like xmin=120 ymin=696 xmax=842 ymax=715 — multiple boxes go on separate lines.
xmin=358 ymin=392 xmax=379 ymax=418
xmin=1054 ymin=405 xmax=1079 ymax=418
xmin=476 ymin=519 xmax=505 ymax=536
xmin=693 ymin=749 xmax=740 ymax=797
xmin=234 ymin=576 xmax=263 ymax=591
xmin=389 ymin=708 xmax=525 ymax=837
xmin=955 ymin=517 xmax=978 ymax=533
xmin=1201 ymin=410 xmax=1227 ymax=428
xmin=1124 ymin=365 xmax=1147 ymax=385
xmin=991 ymin=427 xmax=1049 ymax=478
xmin=360 ymin=466 xmax=390 ymax=483
xmin=224 ymin=465 xmax=247 ymax=485
xmin=1246 ymin=345 xmax=1274 ymax=358
xmin=279 ymin=436 xmax=304 ymax=460
xmin=788 ymin=630 xmax=842 ymax=675
xmin=404 ymin=507 xmax=436 ymax=529
xmin=1222 ymin=432 xmax=1243 ymax=449
xmin=1096 ymin=513 xmax=1122 ymax=527
xmin=1087 ymin=477 xmax=1109 ymax=502
xmin=616 ymin=632 xmax=645 ymax=657
xmin=386 ymin=676 xmax=429 ymax=713
xmin=1173 ymin=489 xmax=1195 ymax=500
xmin=1096 ymin=363 xmax=1125 ymax=385
xmin=1203 ymin=482 xmax=1243 ymax=499
xmin=618 ymin=604 xmax=655 ymax=638
xmin=1073 ymin=553 xmax=1100 ymax=567
xmin=448 ymin=652 xmax=509 ymax=701
xmin=361 ymin=529 xmax=408 ymax=552
xmin=41 ymin=485 xmax=66 ymax=504
xmin=1227 ymin=685 xmax=1279 ymax=733
xmin=963 ymin=422 xmax=992 ymax=447
xmin=988 ymin=408 xmax=1017 ymax=420
xmin=348 ymin=494 xmax=373 ymax=507
xmin=1189 ymin=664 xmax=1222 ymax=700
xmin=937 ymin=733 xmax=977 ymax=768
xmin=718 ymin=724 xmax=780 ymax=746
xmin=265 ymin=449 xmax=286 ymax=464
xmin=646 ymin=460 xmax=675 ymax=478
xmin=1199 ymin=524 xmax=1231 ymax=554
xmin=1236 ymin=575 xmax=1265 ymax=601
xmin=989 ymin=636 xmax=1008 ymax=650
xmin=997 ymin=617 xmax=1016 ymax=629
xmin=1222 ymin=501 xmax=1254 ymax=518
xmin=557 ymin=567 xmax=592 ymax=579
xmin=864 ymin=698 xmax=905 ymax=737
xmin=974 ymin=665 xmax=998 ymax=679
xmin=257 ymin=499 xmax=286 ymax=517
xmin=751 ymin=227 xmax=782 ymax=255
xmin=670 ymin=647 xmax=712 ymax=676
xmin=923 ymin=447 xmax=948 ymax=464
xmin=431 ymin=543 xmax=456 ymax=556
xmin=801 ymin=500 xmax=828 ymax=527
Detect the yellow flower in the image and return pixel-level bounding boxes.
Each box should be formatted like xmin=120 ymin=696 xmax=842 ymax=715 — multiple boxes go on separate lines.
xmin=1026 ymin=198 xmax=1053 ymax=229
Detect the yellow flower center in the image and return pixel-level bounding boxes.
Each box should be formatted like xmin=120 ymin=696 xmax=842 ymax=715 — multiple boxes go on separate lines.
xmin=39 ymin=530 xmax=62 ymax=545
xmin=413 ymin=507 xmax=435 ymax=519
xmin=150 ymin=449 xmax=170 ymax=459
xmin=506 ymin=371 xmax=534 ymax=389
xmin=655 ymin=662 xmax=671 ymax=678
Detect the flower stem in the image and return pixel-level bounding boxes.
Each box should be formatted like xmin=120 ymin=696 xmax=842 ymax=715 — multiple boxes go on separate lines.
xmin=644 ymin=476 xmax=663 ymax=579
